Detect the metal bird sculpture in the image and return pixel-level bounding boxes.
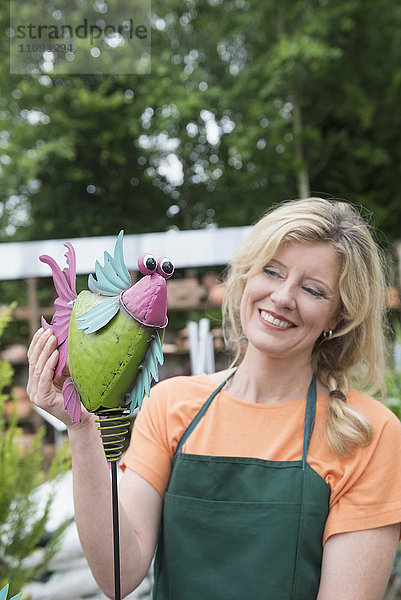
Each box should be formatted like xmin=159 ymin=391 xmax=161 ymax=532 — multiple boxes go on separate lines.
xmin=40 ymin=230 xmax=174 ymax=425
xmin=39 ymin=231 xmax=174 ymax=600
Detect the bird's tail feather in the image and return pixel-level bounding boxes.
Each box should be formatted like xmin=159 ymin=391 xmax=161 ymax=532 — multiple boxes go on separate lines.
xmin=40 ymin=242 xmax=77 ymax=377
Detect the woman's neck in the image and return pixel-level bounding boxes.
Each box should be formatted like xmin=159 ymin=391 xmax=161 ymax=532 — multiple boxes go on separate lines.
xmin=225 ymin=346 xmax=316 ymax=405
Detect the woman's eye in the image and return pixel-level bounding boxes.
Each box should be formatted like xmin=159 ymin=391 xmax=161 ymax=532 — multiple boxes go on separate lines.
xmin=264 ymin=268 xmax=280 ymax=277
xmin=303 ymin=286 xmax=323 ymax=298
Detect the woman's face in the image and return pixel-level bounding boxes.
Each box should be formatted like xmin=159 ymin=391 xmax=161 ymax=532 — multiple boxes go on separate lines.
xmin=239 ymin=241 xmax=341 ymax=362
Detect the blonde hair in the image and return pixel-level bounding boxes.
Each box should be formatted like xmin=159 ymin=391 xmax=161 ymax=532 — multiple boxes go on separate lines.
xmin=222 ymin=197 xmax=388 ymax=455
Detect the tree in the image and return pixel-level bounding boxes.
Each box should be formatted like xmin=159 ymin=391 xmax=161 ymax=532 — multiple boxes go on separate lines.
xmin=0 ymin=0 xmax=401 ymax=241
xmin=0 ymin=73 xmax=175 ymax=240
xmin=196 ymin=0 xmax=401 ymax=236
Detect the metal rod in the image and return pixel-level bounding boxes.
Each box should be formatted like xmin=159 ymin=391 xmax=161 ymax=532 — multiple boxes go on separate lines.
xmin=95 ymin=408 xmax=130 ymax=599
xmin=111 ymin=460 xmax=121 ymax=600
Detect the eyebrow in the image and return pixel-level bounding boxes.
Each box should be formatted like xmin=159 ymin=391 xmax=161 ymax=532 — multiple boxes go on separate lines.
xmin=267 ymin=259 xmax=335 ymax=295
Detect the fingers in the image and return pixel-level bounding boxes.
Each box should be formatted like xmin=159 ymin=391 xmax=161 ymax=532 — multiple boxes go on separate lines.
xmin=36 ymin=332 xmax=58 ymax=375
xmin=27 ymin=327 xmax=58 ymax=402
xmin=28 ymin=328 xmax=52 ymax=383
xmin=26 ymin=327 xmax=80 ymax=428
xmin=27 ymin=326 xmax=49 ymax=361
xmin=36 ymin=348 xmax=59 ymax=399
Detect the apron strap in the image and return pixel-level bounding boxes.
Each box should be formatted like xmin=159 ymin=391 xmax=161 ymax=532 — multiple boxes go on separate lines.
xmin=173 ymin=370 xmax=317 ymax=469
xmin=302 ymin=375 xmax=317 ymax=470
xmin=173 ymin=370 xmax=236 ymax=465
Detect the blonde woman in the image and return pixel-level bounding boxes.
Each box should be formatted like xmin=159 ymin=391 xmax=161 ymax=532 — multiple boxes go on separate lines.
xmin=27 ymin=198 xmax=401 ymax=599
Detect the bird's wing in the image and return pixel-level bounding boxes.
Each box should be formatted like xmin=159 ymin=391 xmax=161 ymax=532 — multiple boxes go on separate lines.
xmin=76 ymin=296 xmax=121 ymax=334
xmin=126 ymin=333 xmax=164 ymax=414
xmin=88 ymin=230 xmax=132 ymax=296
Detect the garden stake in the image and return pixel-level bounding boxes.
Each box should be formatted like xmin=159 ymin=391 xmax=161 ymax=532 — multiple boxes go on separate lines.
xmin=96 ymin=407 xmax=131 ymax=600
xmin=40 ymin=231 xmax=173 ymax=600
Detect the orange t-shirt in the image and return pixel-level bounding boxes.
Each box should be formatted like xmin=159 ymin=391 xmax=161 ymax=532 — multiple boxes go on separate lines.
xmin=120 ymin=374 xmax=401 ymax=545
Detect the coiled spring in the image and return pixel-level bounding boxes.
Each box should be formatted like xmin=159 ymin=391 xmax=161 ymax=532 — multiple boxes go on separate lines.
xmin=95 ymin=408 xmax=130 ymax=462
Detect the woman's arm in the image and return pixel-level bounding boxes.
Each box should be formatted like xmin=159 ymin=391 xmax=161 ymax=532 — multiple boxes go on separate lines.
xmin=27 ymin=328 xmax=162 ymax=598
xmin=69 ymin=425 xmax=162 ymax=598
xmin=317 ymin=524 xmax=400 ymax=600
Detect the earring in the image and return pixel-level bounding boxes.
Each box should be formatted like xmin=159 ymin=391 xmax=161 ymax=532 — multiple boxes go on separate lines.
xmin=323 ymin=329 xmax=333 ymax=338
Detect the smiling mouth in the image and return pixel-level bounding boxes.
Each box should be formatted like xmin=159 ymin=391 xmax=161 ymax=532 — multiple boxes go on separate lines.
xmin=260 ymin=310 xmax=296 ymax=329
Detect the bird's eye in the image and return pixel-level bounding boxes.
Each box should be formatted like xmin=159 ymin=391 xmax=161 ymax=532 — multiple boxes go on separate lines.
xmin=138 ymin=253 xmax=157 ymax=275
xmin=157 ymin=257 xmax=174 ymax=279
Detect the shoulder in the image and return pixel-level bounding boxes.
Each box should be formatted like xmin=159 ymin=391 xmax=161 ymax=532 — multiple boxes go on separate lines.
xmin=151 ymin=369 xmax=235 ymax=397
xmin=347 ymin=389 xmax=401 ymax=431
xmin=146 ymin=370 xmax=237 ymax=423
xmin=151 ymin=373 xmax=215 ymax=397
xmin=203 ymin=368 xmax=236 ymax=386
xmin=344 ymin=389 xmax=401 ymax=452
xmin=137 ymin=373 xmax=223 ymax=456
xmin=321 ymin=390 xmax=401 ymax=543
xmin=146 ymin=373 xmax=217 ymax=419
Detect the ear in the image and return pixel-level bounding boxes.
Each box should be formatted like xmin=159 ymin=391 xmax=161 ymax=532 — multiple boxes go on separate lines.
xmin=328 ymin=300 xmax=344 ymax=333
xmin=328 ymin=317 xmax=339 ymax=332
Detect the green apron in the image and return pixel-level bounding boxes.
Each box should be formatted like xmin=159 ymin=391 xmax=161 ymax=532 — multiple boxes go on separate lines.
xmin=153 ymin=374 xmax=330 ymax=600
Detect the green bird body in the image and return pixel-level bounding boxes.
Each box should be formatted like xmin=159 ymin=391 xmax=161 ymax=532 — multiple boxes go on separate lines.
xmin=68 ymin=291 xmax=154 ymax=412
xmin=40 ymin=231 xmax=173 ymax=422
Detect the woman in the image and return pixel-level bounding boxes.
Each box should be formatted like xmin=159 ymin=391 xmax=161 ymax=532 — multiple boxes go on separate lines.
xmin=27 ymin=197 xmax=401 ymax=599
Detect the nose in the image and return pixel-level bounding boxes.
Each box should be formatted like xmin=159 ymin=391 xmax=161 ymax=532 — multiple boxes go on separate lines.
xmin=270 ymin=281 xmax=296 ymax=311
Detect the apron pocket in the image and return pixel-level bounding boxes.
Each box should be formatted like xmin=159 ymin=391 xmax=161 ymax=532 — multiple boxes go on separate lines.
xmin=159 ymin=491 xmax=303 ymax=600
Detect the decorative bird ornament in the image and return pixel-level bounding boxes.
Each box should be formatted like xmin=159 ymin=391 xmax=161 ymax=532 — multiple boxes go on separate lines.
xmin=40 ymin=230 xmax=174 ymax=425
xmin=39 ymin=231 xmax=174 ymax=600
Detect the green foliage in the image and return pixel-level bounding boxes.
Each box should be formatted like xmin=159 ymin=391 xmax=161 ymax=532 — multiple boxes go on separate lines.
xmin=0 ymin=306 xmax=16 ymax=341
xmin=385 ymin=369 xmax=401 ymax=421
xmin=0 ymin=308 xmax=71 ymax=598
xmin=0 ymin=297 xmax=27 ymax=348
xmin=0 ymin=0 xmax=401 ymax=240
xmin=385 ymin=321 xmax=401 ymax=420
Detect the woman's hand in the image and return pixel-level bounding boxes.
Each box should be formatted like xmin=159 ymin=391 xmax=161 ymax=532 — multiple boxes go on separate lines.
xmin=27 ymin=327 xmax=92 ymax=429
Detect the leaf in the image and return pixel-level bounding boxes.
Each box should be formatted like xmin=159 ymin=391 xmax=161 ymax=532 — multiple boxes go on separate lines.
xmin=0 ymin=304 xmax=16 ymax=339
xmin=0 ymin=584 xmax=22 ymax=600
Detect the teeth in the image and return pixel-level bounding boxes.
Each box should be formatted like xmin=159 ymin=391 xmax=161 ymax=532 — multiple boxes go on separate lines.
xmin=260 ymin=311 xmax=293 ymax=328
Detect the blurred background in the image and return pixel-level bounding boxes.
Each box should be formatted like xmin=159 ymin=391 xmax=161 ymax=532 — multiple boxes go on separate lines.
xmin=1 ymin=0 xmax=401 ymax=598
